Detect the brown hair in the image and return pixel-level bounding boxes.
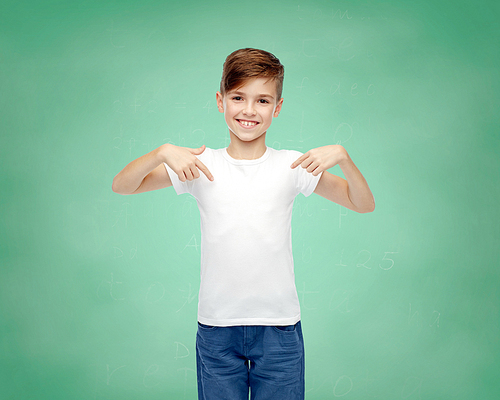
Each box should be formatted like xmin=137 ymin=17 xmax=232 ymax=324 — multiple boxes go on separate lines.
xmin=220 ymin=48 xmax=285 ymax=100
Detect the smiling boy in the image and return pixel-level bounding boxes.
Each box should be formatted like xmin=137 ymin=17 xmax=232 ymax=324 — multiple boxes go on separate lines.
xmin=112 ymin=48 xmax=374 ymax=400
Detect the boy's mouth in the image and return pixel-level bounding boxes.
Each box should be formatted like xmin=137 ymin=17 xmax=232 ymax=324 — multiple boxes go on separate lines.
xmin=236 ymin=119 xmax=259 ymax=128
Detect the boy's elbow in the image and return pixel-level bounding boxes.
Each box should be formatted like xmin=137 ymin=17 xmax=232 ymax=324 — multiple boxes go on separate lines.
xmin=354 ymin=199 xmax=375 ymax=213
xmin=360 ymin=206 xmax=375 ymax=214
xmin=359 ymin=200 xmax=375 ymax=213
xmin=112 ymin=183 xmax=124 ymax=195
xmin=111 ymin=177 xmax=130 ymax=195
xmin=111 ymin=177 xmax=121 ymax=194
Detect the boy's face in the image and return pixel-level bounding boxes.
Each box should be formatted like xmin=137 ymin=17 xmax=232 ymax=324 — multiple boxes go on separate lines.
xmin=216 ymin=77 xmax=283 ymax=145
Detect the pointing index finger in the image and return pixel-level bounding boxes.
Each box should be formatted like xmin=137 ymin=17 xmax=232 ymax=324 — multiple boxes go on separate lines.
xmin=291 ymin=153 xmax=307 ymax=169
xmin=196 ymin=159 xmax=214 ymax=181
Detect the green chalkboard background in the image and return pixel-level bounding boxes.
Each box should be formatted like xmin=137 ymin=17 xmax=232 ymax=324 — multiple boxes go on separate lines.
xmin=1 ymin=0 xmax=499 ymax=398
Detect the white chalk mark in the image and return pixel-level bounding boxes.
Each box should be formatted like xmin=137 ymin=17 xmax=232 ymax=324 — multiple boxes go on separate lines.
xmin=106 ymin=364 xmax=127 ymax=385
xmin=333 ymin=375 xmax=353 ymax=397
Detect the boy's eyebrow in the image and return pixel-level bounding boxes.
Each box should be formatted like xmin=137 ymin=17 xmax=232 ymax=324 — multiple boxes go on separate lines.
xmin=230 ymin=90 xmax=275 ymax=99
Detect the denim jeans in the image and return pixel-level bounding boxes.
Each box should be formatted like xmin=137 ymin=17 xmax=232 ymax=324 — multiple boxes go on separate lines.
xmin=196 ymin=321 xmax=305 ymax=400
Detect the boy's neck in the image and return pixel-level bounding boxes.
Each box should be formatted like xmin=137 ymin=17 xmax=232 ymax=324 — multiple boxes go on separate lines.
xmin=226 ymin=134 xmax=267 ymax=160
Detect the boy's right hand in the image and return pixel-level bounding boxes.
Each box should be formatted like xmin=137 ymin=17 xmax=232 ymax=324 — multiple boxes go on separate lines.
xmin=162 ymin=144 xmax=214 ymax=182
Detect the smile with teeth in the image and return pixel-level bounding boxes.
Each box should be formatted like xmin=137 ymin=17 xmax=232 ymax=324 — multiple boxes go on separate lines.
xmin=237 ymin=119 xmax=259 ymax=127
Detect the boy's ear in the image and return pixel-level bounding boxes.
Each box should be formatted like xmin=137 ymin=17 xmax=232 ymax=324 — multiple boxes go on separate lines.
xmin=216 ymin=91 xmax=224 ymax=113
xmin=273 ymin=98 xmax=284 ymax=117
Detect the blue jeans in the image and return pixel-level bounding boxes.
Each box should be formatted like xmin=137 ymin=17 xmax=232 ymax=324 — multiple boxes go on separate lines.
xmin=196 ymin=321 xmax=305 ymax=400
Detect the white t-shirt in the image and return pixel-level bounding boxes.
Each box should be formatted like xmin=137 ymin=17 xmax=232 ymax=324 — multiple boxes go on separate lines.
xmin=164 ymin=146 xmax=323 ymax=326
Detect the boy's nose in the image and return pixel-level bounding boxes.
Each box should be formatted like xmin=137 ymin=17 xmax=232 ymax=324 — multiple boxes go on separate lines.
xmin=243 ymin=104 xmax=256 ymax=116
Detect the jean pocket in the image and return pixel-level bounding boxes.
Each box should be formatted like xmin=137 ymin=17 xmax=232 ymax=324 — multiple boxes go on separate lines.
xmin=197 ymin=322 xmax=218 ymax=330
xmin=273 ymin=324 xmax=296 ymax=333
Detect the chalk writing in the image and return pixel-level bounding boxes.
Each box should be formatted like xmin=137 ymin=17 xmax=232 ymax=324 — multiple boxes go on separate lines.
xmin=329 ymin=289 xmax=354 ymax=313
xmin=379 ymin=252 xmax=398 ymax=270
xmin=145 ymin=282 xmax=166 ymax=303
xmin=112 ymin=202 xmax=132 ymax=228
xmin=337 ymin=248 xmax=399 ymax=270
xmin=332 ymin=9 xmax=352 ymax=20
xmin=176 ymin=283 xmax=197 ymax=313
xmin=174 ymin=342 xmax=190 ymax=360
xmin=409 ymin=303 xmax=441 ymax=329
xmin=191 ymin=129 xmax=206 ymax=147
xmin=177 ymin=367 xmax=195 ymax=399
xmin=331 ymin=37 xmax=355 ymax=61
xmin=333 ymin=375 xmax=353 ymax=396
xmin=97 ymin=273 xmax=125 ymax=300
xmin=182 ymin=234 xmax=200 ymax=253
xmin=302 ymin=39 xmax=321 ymax=58
xmin=429 ymin=311 xmax=440 ymax=328
xmin=301 ymin=244 xmax=312 ymax=264
xmin=106 ymin=20 xmax=126 ymax=48
xmin=339 ymin=205 xmax=348 ymax=228
xmin=331 ymin=81 xmax=375 ymax=97
xmin=333 ymin=122 xmax=353 ymax=145
xmin=356 ymin=250 xmax=372 ymax=269
xmin=142 ymin=364 xmax=161 ymax=388
xmin=296 ymin=77 xmax=309 ymax=93
xmin=298 ymin=282 xmax=319 ymax=310
xmin=113 ymin=245 xmax=137 ymax=260
xmin=203 ymin=100 xmax=213 ymax=114
xmin=106 ymin=364 xmax=126 ymax=385
xmin=335 ymin=249 xmax=348 ymax=267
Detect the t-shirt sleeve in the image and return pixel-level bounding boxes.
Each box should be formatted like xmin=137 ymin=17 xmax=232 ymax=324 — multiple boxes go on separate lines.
xmin=162 ymin=147 xmax=212 ymax=196
xmin=290 ymin=150 xmax=324 ymax=197
xmin=163 ymin=162 xmax=195 ymax=195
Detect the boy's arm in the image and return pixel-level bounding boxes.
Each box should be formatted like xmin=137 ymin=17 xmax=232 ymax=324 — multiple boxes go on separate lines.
xmin=290 ymin=145 xmax=375 ymax=213
xmin=112 ymin=144 xmax=213 ymax=195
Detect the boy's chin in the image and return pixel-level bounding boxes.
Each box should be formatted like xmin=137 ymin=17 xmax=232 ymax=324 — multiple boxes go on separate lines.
xmin=229 ymin=132 xmax=267 ymax=144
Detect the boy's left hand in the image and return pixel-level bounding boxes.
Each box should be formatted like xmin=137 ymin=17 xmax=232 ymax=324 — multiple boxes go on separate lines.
xmin=290 ymin=145 xmax=348 ymax=176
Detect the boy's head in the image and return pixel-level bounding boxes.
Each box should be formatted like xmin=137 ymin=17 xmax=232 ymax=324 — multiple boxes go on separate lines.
xmin=220 ymin=48 xmax=284 ymax=101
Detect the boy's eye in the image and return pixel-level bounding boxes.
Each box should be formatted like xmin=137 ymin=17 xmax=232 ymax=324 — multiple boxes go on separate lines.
xmin=232 ymin=96 xmax=242 ymax=101
xmin=259 ymin=99 xmax=269 ymax=104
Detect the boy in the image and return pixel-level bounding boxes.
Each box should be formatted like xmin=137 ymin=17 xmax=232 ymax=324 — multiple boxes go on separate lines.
xmin=112 ymin=48 xmax=374 ymax=400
